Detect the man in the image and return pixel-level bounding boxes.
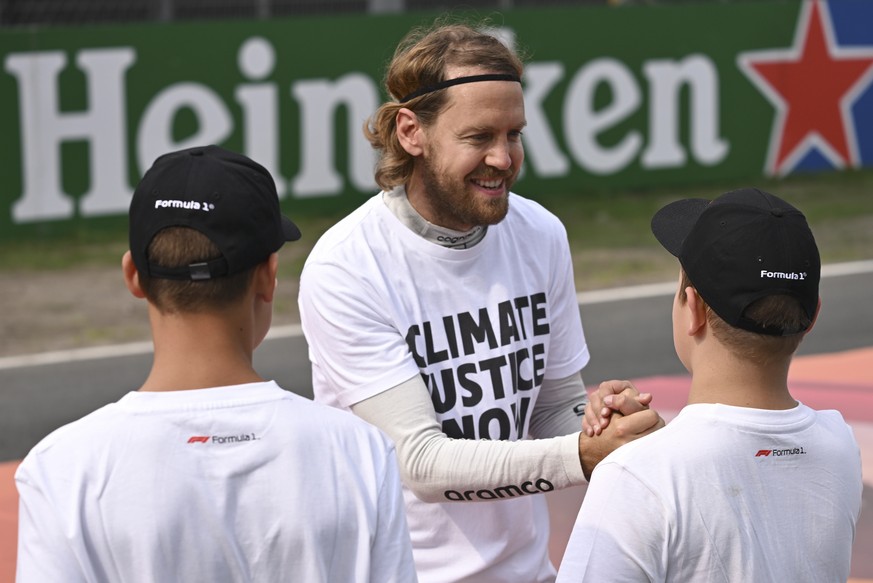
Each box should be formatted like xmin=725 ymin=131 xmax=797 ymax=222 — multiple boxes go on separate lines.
xmin=556 ymin=187 xmax=863 ymax=582
xmin=16 ymin=145 xmax=416 ymax=583
xmin=298 ymin=21 xmax=661 ymax=583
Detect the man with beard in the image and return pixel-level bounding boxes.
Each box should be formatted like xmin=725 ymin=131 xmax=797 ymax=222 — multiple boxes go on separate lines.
xmin=297 ymin=20 xmax=663 ymax=583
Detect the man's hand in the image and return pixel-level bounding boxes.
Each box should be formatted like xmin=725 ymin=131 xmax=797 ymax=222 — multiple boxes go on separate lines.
xmin=578 ymin=380 xmax=664 ymax=481
xmin=578 ymin=405 xmax=664 ymax=481
xmin=583 ymin=380 xmax=653 ymax=437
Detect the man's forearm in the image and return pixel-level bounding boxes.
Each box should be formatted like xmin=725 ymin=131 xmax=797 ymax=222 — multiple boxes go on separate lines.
xmin=352 ymin=376 xmax=587 ymax=502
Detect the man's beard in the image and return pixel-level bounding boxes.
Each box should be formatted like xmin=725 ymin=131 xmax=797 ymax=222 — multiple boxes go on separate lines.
xmin=420 ymin=154 xmax=512 ymax=229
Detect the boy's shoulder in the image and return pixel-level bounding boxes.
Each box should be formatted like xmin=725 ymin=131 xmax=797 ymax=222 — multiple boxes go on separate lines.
xmin=16 ymin=400 xmax=125 ymax=476
xmin=16 ymin=386 xmax=394 ymax=481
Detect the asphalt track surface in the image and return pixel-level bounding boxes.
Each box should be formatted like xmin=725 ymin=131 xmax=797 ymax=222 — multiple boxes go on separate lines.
xmin=2 ymin=261 xmax=871 ymax=581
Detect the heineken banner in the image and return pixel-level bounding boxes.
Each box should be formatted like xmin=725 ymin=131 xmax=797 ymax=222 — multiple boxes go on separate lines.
xmin=1 ymin=0 xmax=872 ymax=237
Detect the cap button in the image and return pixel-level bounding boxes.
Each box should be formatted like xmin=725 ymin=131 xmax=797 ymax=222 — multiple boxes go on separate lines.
xmin=770 ymin=208 xmax=784 ymax=217
xmin=190 ymin=148 xmax=204 ymax=156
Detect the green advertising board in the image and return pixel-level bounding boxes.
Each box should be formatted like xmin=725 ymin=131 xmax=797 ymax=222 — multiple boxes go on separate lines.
xmin=2 ymin=1 xmax=872 ymax=239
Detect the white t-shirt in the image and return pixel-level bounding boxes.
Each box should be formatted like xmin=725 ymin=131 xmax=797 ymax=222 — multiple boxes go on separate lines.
xmin=556 ymin=401 xmax=863 ymax=583
xmin=299 ymin=191 xmax=590 ymax=583
xmin=16 ymin=381 xmax=416 ymax=583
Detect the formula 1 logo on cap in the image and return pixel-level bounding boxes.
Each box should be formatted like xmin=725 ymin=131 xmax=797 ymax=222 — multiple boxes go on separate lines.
xmin=760 ymin=270 xmax=807 ymax=280
xmin=154 ymin=199 xmax=214 ymax=212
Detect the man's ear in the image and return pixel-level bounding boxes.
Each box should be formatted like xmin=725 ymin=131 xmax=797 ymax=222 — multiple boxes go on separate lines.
xmin=685 ymin=286 xmax=707 ymax=336
xmin=396 ymin=107 xmax=424 ymax=156
xmin=121 ymin=251 xmax=147 ymax=299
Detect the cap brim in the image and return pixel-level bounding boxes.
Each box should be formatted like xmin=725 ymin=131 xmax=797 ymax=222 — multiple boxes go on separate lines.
xmin=650 ymin=198 xmax=710 ymax=257
xmin=281 ymin=216 xmax=302 ymax=242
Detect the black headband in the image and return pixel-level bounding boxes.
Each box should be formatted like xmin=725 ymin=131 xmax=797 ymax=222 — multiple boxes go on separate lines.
xmin=400 ymin=73 xmax=521 ymax=103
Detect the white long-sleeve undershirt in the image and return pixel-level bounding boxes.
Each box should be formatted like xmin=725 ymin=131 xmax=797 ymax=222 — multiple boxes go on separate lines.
xmin=352 ymin=372 xmax=589 ymax=502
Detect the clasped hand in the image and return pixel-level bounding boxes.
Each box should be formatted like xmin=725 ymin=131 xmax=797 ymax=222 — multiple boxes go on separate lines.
xmin=577 ymin=380 xmax=665 ymax=480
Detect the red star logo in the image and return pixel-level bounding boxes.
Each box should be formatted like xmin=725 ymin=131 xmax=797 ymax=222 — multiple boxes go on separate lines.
xmin=738 ymin=0 xmax=873 ymax=176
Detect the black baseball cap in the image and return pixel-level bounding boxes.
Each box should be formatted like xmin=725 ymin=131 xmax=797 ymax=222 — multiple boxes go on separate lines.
xmin=650 ymin=187 xmax=820 ymax=336
xmin=129 ymin=145 xmax=301 ymax=281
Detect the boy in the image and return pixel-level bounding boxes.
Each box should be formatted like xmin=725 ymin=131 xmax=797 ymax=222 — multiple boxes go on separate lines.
xmin=15 ymin=145 xmax=416 ymax=583
xmin=556 ymin=187 xmax=862 ymax=582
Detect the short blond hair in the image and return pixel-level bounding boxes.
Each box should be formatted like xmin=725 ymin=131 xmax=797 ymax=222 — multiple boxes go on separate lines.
xmin=138 ymin=227 xmax=255 ymax=314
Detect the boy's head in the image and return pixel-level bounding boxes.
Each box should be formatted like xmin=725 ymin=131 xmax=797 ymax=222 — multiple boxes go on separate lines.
xmin=651 ymin=187 xmax=820 ymax=340
xmin=128 ymin=145 xmax=300 ymax=312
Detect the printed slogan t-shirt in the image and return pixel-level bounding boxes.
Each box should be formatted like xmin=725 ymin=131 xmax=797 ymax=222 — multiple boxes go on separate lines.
xmin=301 ymin=191 xmax=588 ymax=438
xmin=299 ymin=191 xmax=589 ymax=582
